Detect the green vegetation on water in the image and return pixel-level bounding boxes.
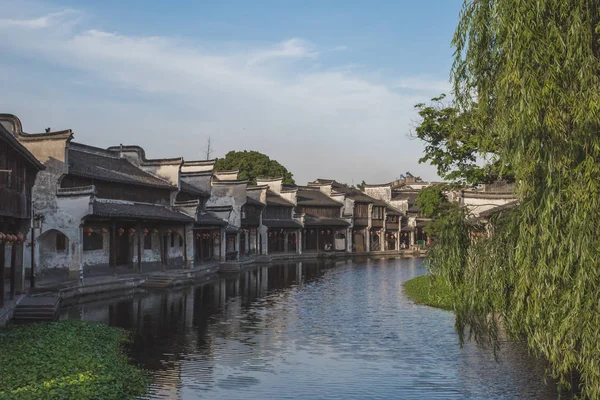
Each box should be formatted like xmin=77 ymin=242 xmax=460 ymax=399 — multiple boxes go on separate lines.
xmin=0 ymin=320 xmax=148 ymax=400
xmin=403 ymin=274 xmax=453 ymax=311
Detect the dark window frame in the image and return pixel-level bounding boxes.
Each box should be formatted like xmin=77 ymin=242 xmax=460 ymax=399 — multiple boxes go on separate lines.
xmin=55 ymin=233 xmax=67 ymax=252
xmin=83 ymin=232 xmax=103 ymax=251
xmin=144 ymin=234 xmax=152 ymax=250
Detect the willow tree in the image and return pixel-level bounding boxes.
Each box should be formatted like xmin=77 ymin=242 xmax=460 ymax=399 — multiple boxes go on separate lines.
xmin=429 ymin=1 xmax=600 ymax=397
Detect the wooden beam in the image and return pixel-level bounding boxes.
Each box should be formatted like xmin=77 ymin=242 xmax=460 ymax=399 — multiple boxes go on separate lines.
xmin=0 ymin=242 xmax=5 ymax=308
xmin=9 ymin=242 xmax=16 ymax=300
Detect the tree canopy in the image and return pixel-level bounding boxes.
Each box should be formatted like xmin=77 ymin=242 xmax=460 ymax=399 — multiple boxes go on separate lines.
xmin=426 ymin=1 xmax=600 ymax=397
xmin=413 ymin=94 xmax=513 ymax=185
xmin=214 ymin=151 xmax=295 ymax=185
xmin=415 ymin=185 xmax=449 ymax=218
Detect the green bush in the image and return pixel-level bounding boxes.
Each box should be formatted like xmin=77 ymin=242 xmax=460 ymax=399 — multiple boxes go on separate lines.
xmin=403 ymin=274 xmax=453 ymax=311
xmin=0 ymin=320 xmax=148 ymax=400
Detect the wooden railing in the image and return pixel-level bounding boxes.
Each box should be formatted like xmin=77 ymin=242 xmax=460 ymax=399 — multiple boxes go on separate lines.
xmin=386 ymin=222 xmax=399 ymax=230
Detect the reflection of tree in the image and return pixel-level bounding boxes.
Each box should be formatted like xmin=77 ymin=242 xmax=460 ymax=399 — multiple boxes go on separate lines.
xmin=60 ymin=260 xmax=332 ymax=397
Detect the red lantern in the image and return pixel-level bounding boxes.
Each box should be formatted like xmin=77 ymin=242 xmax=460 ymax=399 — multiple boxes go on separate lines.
xmin=128 ymin=228 xmax=136 ymax=236
xmin=327 ymin=230 xmax=331 ymax=234
xmin=0 ymin=233 xmax=5 ymax=243
xmin=86 ymin=227 xmax=94 ymax=237
xmin=320 ymin=230 xmax=324 ymax=234
xmin=153 ymin=228 xmax=159 ymax=234
xmin=17 ymin=233 xmax=24 ymax=243
xmin=143 ymin=229 xmax=149 ymax=236
xmin=101 ymin=227 xmax=108 ymax=234
xmin=167 ymin=229 xmax=172 ymax=235
xmin=118 ymin=228 xmax=125 ymax=236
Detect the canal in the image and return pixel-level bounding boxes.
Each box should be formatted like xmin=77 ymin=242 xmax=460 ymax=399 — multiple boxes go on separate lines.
xmin=60 ymin=258 xmax=557 ymax=399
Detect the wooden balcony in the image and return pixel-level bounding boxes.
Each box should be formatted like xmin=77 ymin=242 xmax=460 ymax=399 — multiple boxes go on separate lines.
xmin=354 ymin=217 xmax=369 ymax=227
xmin=372 ymin=219 xmax=384 ymax=228
xmin=0 ymin=185 xmax=30 ymax=219
xmin=242 ymin=214 xmax=261 ymax=227
xmin=386 ymin=222 xmax=399 ymax=230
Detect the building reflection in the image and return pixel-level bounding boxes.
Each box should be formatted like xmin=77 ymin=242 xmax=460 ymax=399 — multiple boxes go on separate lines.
xmin=60 ymin=261 xmax=331 ymax=397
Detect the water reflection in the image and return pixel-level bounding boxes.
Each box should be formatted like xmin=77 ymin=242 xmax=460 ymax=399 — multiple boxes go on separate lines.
xmin=61 ymin=258 xmax=558 ymax=399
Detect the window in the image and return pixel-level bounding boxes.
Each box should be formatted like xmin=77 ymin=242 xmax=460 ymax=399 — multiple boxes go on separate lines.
xmin=56 ymin=233 xmax=67 ymax=252
xmin=144 ymin=235 xmax=152 ymax=250
xmin=372 ymin=207 xmax=384 ymax=220
xmin=83 ymin=232 xmax=103 ymax=251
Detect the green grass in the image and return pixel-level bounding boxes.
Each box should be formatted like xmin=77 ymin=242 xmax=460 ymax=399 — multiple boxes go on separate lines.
xmin=403 ymin=274 xmax=454 ymax=311
xmin=0 ymin=320 xmax=149 ymax=400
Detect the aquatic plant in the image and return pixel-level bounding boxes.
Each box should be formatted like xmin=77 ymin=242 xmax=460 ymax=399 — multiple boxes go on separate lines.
xmin=0 ymin=320 xmax=148 ymax=399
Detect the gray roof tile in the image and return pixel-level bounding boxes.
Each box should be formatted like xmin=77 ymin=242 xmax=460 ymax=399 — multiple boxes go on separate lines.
xmin=91 ymin=201 xmax=193 ymax=222
xmin=68 ymin=145 xmax=174 ymax=189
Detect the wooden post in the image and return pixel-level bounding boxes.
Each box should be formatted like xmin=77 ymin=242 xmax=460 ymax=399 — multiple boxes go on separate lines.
xmin=0 ymin=242 xmax=5 ymax=308
xmin=10 ymin=242 xmax=16 ymax=300
xmin=137 ymin=226 xmax=142 ymax=273
xmin=111 ymin=221 xmax=116 ymax=271
xmin=199 ymin=233 xmax=203 ymax=263
xmin=183 ymin=225 xmax=188 ymax=268
xmin=316 ymin=229 xmax=320 ymax=251
xmin=30 ymin=225 xmax=36 ymax=288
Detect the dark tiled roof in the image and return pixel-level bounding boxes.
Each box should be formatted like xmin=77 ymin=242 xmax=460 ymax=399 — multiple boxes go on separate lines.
xmin=245 ymin=196 xmax=264 ymax=207
xmin=392 ymin=191 xmax=420 ymax=203
xmin=407 ymin=205 xmax=420 ymax=213
xmin=266 ymin=190 xmax=295 ymax=207
xmin=91 ymin=201 xmax=194 ymax=222
xmin=296 ymin=188 xmax=343 ymax=207
xmin=196 ymin=212 xmax=228 ymax=226
xmin=262 ymin=219 xmax=303 ymax=229
xmin=180 ymin=181 xmax=209 ymax=197
xmin=416 ymin=220 xmax=430 ymax=228
xmin=68 ymin=145 xmax=174 ymax=189
xmin=386 ymin=207 xmax=402 ymax=216
xmin=312 ymin=180 xmax=387 ymax=206
xmin=477 ymin=200 xmax=519 ymax=219
xmin=0 ymin=122 xmax=44 ymax=170
xmin=304 ymin=216 xmax=350 ymax=227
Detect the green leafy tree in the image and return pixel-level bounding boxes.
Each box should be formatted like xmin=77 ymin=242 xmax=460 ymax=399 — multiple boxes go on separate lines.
xmin=356 ymin=180 xmax=366 ymax=191
xmin=426 ymin=1 xmax=600 ymax=397
xmin=415 ymin=185 xmax=449 ymax=218
xmin=413 ymin=94 xmax=512 ymax=185
xmin=214 ymin=151 xmax=295 ymax=185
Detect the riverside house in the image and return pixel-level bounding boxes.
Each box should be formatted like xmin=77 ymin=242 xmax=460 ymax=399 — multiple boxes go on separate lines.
xmin=295 ymin=186 xmax=350 ymax=252
xmin=309 ymin=179 xmax=395 ymax=252
xmin=256 ymin=177 xmax=303 ymax=255
xmin=0 ymin=116 xmax=44 ymax=307
xmin=2 ymin=114 xmax=258 ymax=282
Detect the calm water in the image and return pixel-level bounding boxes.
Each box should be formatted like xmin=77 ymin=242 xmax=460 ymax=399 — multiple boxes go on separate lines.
xmin=61 ymin=258 xmax=558 ymax=399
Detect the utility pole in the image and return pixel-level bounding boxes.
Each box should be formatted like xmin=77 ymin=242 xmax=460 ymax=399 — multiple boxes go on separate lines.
xmin=203 ymin=137 xmax=213 ymax=160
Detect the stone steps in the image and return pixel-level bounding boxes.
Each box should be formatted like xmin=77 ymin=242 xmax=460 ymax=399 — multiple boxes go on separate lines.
xmin=12 ymin=296 xmax=60 ymax=322
xmin=140 ymin=276 xmax=175 ymax=288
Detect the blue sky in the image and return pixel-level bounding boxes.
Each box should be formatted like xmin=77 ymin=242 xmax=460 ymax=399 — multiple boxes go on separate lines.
xmin=0 ymin=0 xmax=463 ymax=184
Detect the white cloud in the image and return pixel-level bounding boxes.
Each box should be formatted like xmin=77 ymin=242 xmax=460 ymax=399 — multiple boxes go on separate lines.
xmin=247 ymin=38 xmax=317 ymax=65
xmin=0 ymin=6 xmax=442 ymax=184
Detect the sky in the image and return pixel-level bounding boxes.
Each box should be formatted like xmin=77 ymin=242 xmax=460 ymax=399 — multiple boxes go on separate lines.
xmin=0 ymin=0 xmax=463 ymax=185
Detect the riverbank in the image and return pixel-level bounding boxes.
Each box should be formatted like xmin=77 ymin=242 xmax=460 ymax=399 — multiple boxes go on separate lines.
xmin=403 ymin=274 xmax=453 ymax=311
xmin=0 ymin=320 xmax=148 ymax=399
